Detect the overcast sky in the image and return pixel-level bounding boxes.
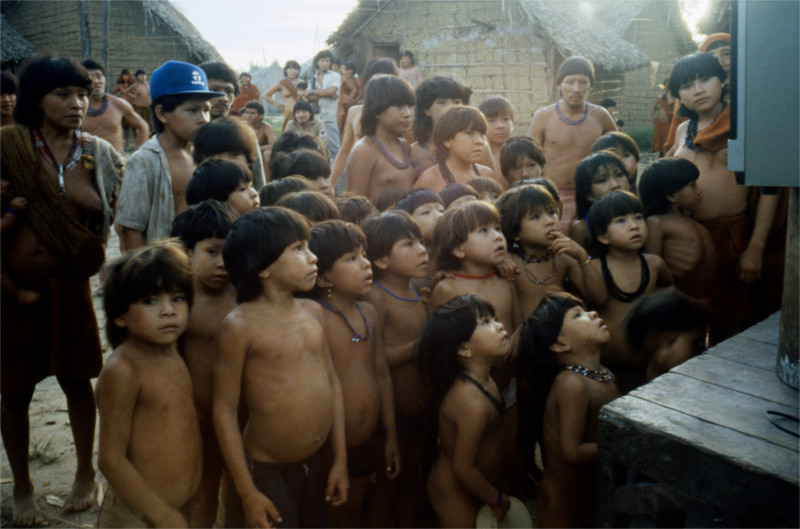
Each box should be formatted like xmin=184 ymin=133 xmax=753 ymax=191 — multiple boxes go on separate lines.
xmin=173 ymin=0 xmax=360 ymax=71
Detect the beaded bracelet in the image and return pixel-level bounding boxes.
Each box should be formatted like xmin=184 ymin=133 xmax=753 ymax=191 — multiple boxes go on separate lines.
xmin=5 ymin=207 xmax=20 ymax=217
xmin=494 ymin=492 xmax=503 ymax=508
xmin=579 ymin=256 xmax=593 ymax=267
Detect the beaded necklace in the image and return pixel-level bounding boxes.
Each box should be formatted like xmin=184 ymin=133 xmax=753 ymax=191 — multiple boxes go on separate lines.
xmin=453 ymin=270 xmax=496 ymax=280
xmin=561 ymin=363 xmax=612 ymax=383
xmin=319 ymin=299 xmax=372 ymax=342
xmin=374 ymin=281 xmax=420 ymax=302
xmin=368 ymin=135 xmax=411 ymax=169
xmin=601 ymin=253 xmax=650 ymax=303
xmin=86 ymin=97 xmax=108 ymax=117
xmin=522 ymin=249 xmax=551 ymax=264
xmin=32 ymin=129 xmax=83 ymax=198
xmin=520 ymin=254 xmax=556 ymax=285
xmin=555 ymin=101 xmax=589 ymax=126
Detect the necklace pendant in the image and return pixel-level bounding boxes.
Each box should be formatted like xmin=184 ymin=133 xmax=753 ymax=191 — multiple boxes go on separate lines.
xmin=58 ymin=165 xmax=66 ymax=198
xmin=351 ymin=336 xmax=359 ymax=342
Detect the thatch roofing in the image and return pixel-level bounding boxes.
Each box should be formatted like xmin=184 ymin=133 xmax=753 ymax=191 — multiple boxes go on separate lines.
xmin=1 ymin=14 xmax=35 ymax=62
xmin=328 ymin=0 xmax=661 ymax=74
xmin=142 ymin=0 xmax=222 ymax=62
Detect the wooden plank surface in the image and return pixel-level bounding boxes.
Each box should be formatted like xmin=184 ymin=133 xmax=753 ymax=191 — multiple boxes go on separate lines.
xmin=669 ymin=353 xmax=798 ymax=408
xmin=628 ymin=372 xmax=798 ymax=450
xmin=705 ymin=333 xmax=781 ymax=370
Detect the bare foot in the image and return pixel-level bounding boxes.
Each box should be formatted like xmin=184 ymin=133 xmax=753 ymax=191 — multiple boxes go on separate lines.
xmin=13 ymin=483 xmax=45 ymax=527
xmin=16 ymin=289 xmax=40 ymax=304
xmin=63 ymin=477 xmax=96 ymax=513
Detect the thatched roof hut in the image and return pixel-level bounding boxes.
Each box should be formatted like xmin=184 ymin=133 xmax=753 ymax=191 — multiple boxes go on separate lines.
xmin=1 ymin=14 xmax=35 ymax=70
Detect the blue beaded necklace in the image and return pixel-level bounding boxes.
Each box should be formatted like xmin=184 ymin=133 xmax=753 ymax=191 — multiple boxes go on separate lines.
xmin=555 ymin=101 xmax=589 ymax=126
xmin=368 ymin=135 xmax=411 ymax=169
xmin=374 ymin=281 xmax=420 ymax=302
xmin=319 ymin=299 xmax=372 ymax=342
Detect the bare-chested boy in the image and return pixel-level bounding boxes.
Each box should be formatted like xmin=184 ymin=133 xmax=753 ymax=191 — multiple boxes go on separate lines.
xmin=115 ymin=61 xmax=222 ymax=251
xmin=529 ymin=57 xmax=617 ymax=233
xmin=81 ymin=59 xmax=149 ymax=154
xmin=96 ymin=241 xmax=202 ymax=528
xmin=170 ymin=201 xmax=238 ymax=527
xmin=215 ymin=208 xmax=348 ymax=528
xmin=129 ymin=69 xmax=152 ymax=129
xmin=346 ymin=75 xmax=418 ymax=202
xmin=243 ymin=101 xmax=277 ymax=172
xmin=667 ymin=52 xmax=778 ymax=343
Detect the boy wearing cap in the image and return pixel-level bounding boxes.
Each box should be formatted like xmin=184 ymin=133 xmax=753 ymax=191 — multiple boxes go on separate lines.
xmin=285 ymin=100 xmax=328 ymax=156
xmin=116 ymin=61 xmax=223 ymax=251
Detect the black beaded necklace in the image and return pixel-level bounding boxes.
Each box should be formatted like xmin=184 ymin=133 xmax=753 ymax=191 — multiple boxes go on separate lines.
xmin=600 ymin=253 xmax=650 ymax=303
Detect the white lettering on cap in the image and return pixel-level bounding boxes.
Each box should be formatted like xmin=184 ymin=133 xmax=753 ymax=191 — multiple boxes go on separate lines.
xmin=191 ymin=71 xmax=204 ymax=86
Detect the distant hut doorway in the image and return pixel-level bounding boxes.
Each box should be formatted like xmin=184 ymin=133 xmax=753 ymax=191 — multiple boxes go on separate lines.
xmin=372 ymin=43 xmax=400 ymax=61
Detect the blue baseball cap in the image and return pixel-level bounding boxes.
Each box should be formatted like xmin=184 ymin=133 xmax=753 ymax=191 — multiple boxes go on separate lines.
xmin=149 ymin=61 xmax=225 ymax=100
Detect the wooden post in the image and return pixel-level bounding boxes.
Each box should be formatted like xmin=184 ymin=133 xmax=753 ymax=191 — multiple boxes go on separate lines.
xmin=777 ymin=187 xmax=799 ymax=388
xmin=78 ymin=0 xmax=90 ymax=60
xmin=102 ymin=0 xmax=109 ymax=70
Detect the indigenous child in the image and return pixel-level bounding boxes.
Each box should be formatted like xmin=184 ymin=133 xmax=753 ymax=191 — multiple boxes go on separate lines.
xmin=115 ymin=61 xmax=222 ymax=250
xmin=271 ymin=148 xmax=333 ymax=197
xmin=262 ymin=60 xmax=303 ymax=132
xmin=414 ymin=106 xmax=495 ymax=193
xmin=496 ymin=184 xmax=600 ymax=319
xmin=346 ymin=74 xmax=417 ymax=202
xmin=337 ymin=63 xmax=361 ymax=134
xmin=276 ymin=190 xmax=341 ymax=223
xmin=334 ymin=193 xmax=378 ymax=225
xmin=500 ymin=135 xmax=546 ymax=186
xmin=185 ymin=158 xmax=260 ymax=216
xmin=243 ymin=101 xmax=277 ymax=169
xmin=585 ymin=191 xmax=673 ymax=393
xmin=419 ymin=295 xmax=513 ymax=527
xmin=395 ymin=189 xmax=445 ymax=249
xmin=130 ymin=70 xmax=152 ymax=131
xmin=517 ymin=292 xmax=620 ymax=528
xmin=668 ymin=51 xmax=778 ymax=343
xmin=192 ymin=115 xmax=267 ymax=191
xmin=215 ymin=208 xmax=348 ymax=528
xmin=308 ymin=220 xmax=400 ymax=528
xmin=96 ymin=241 xmax=202 ymax=528
xmin=398 ymin=50 xmax=424 ymax=89
xmin=468 ymin=177 xmax=504 ymax=202
xmin=624 ymin=287 xmax=711 ymax=382
xmin=638 ymin=158 xmax=716 ymax=300
xmin=170 ymin=200 xmax=238 ymax=527
xmin=259 ymin=176 xmax=310 ymax=206
xmin=361 ymin=211 xmax=431 ymax=527
xmin=569 ymin=151 xmax=632 ymax=251
xmin=0 ymin=177 xmax=39 ymax=303
xmin=478 ymin=96 xmax=514 ymax=184
xmin=590 ymin=131 xmax=640 ymax=187
xmin=440 ymin=182 xmax=479 ymax=209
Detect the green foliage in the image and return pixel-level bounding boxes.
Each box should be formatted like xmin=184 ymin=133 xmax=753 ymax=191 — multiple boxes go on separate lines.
xmin=626 ymin=126 xmax=654 ymax=153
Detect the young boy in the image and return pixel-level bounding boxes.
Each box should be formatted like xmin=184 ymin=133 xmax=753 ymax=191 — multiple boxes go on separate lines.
xmin=499 ymin=135 xmax=546 ymax=186
xmin=192 ymin=115 xmax=267 ymax=191
xmin=346 ymin=75 xmax=417 ymax=203
xmin=115 ymin=61 xmax=223 ymax=250
xmin=585 ymin=191 xmax=673 ymax=394
xmin=478 ymin=96 xmax=514 ymax=182
xmin=131 ymin=69 xmax=152 ymax=129
xmin=309 ymin=220 xmax=400 ymax=528
xmin=518 ymin=292 xmax=620 ymax=528
xmin=170 ymin=201 xmax=238 ymax=527
xmin=185 ymin=158 xmax=260 ymax=216
xmin=362 ymin=211 xmax=430 ymax=527
xmin=395 ymin=189 xmax=446 ymax=251
xmin=214 ymin=208 xmax=348 ymax=528
xmin=243 ymin=101 xmax=277 ymax=167
xmin=638 ymin=158 xmax=716 ymax=300
xmin=96 ymin=241 xmax=202 ymax=528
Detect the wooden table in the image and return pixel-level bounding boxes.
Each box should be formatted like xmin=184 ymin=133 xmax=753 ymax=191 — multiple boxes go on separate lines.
xmin=597 ymin=312 xmax=799 ymax=527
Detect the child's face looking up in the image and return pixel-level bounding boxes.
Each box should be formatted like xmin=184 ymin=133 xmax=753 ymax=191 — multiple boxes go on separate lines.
xmin=115 ymin=291 xmax=189 ymax=346
xmin=678 ymin=76 xmax=723 ymax=114
xmin=597 ymin=212 xmax=647 ymax=251
xmin=444 ymin=129 xmax=485 ymax=164
xmin=191 ymin=238 xmax=229 ymax=290
xmin=589 ymin=165 xmax=630 ymax=202
xmin=227 ymin=181 xmax=260 ymax=216
xmin=518 ymin=207 xmax=560 ymax=249
xmin=463 ymin=314 xmax=510 ymax=360
xmin=456 ymin=223 xmax=506 ymax=266
xmin=557 ymin=305 xmax=610 ymax=351
xmin=486 ymin=113 xmax=513 ymax=147
xmin=322 ymin=246 xmax=373 ymax=298
xmin=382 ymin=236 xmax=429 ymax=279
xmin=670 ymin=180 xmax=703 ymax=211
xmin=507 ymin=155 xmax=542 ymax=183
xmin=426 ymin=97 xmax=463 ymax=125
xmin=412 ymin=202 xmax=444 ymax=242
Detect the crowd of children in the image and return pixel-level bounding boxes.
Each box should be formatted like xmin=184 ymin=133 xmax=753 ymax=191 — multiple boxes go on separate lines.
xmin=0 ymin=31 xmax=786 ymax=529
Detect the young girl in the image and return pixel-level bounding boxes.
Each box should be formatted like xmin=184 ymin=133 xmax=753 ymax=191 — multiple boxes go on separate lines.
xmin=585 ymin=191 xmax=673 ymax=393
xmin=590 ymin=131 xmax=641 ymax=186
xmin=500 ymin=136 xmax=546 ymax=186
xmin=478 ymin=96 xmax=514 ymax=184
xmin=419 ymin=295 xmax=512 ymax=527
xmin=308 ymin=220 xmax=401 ymax=528
xmin=517 ymin=292 xmax=620 ymax=528
xmin=414 ymin=106 xmax=495 ymax=193
xmin=185 ymin=158 xmax=260 ymax=216
xmin=362 ymin=211 xmax=430 ymax=528
xmin=638 ymin=158 xmax=716 ymax=300
xmin=495 ymin=184 xmax=601 ymax=319
xmin=569 ymin=151 xmax=632 ymax=250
